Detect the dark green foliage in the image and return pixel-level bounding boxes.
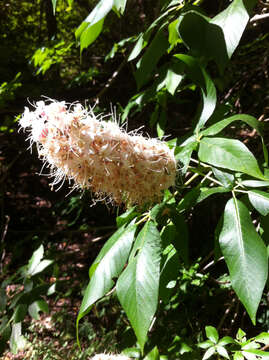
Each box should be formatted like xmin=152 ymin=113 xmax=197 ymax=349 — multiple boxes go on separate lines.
xmin=1 ymin=0 xmax=269 ymax=358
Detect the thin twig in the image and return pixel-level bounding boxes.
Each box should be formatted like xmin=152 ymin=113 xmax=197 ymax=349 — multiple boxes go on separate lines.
xmin=217 ymin=297 xmax=236 ymax=331
xmin=250 ymin=13 xmax=269 ymax=23
xmin=0 ymin=215 xmax=10 ymax=273
xmin=95 ymin=58 xmax=128 ymax=103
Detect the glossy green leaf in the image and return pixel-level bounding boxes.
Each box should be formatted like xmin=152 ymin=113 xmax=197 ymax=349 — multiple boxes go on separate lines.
xmin=175 ymin=138 xmax=198 ymax=174
xmin=27 ymin=244 xmax=44 ymax=276
xmin=30 ymin=259 xmax=53 ymax=276
xmin=219 ymin=197 xmax=268 ymax=323
xmin=144 ymin=346 xmax=160 ymax=360
xmin=199 ymin=137 xmax=266 ymax=180
xmin=75 ymin=0 xmax=113 ymax=52
xmin=51 ymin=0 xmax=57 ymax=15
xmin=234 ymin=351 xmax=244 ymax=360
xmin=218 ymin=336 xmax=235 ymax=346
xmin=116 ymin=221 xmax=162 ymax=351
xmin=202 ymin=347 xmax=216 ymax=360
xmin=165 ymin=68 xmax=183 ymax=95
xmin=202 ymin=114 xmax=263 ymax=137
xmin=78 ymin=224 xmax=136 ymax=319
xmin=196 ymin=68 xmax=217 ymax=131
xmin=10 ymin=323 xmax=27 ymax=354
xmin=116 ymin=207 xmax=138 ymax=228
xmin=128 ymin=34 xmax=145 ymax=61
xmin=28 ymin=299 xmax=49 ymax=320
xmin=178 ymin=11 xmax=229 ymax=73
xmin=159 ymin=230 xmax=180 ymax=302
xmin=248 ymin=190 xmax=269 ymax=216
xmin=170 ymin=210 xmax=189 ymax=265
xmin=241 ymin=180 xmax=269 ymax=188
xmin=211 ymin=0 xmax=256 ymax=60
xmin=242 ymin=349 xmax=269 ymax=359
xmin=135 ymin=29 xmax=169 ymax=89
xmin=216 ymin=346 xmax=230 ymax=359
xmin=173 ymin=54 xmax=216 ymax=131
xmin=198 ymin=340 xmax=214 ymax=349
xmin=13 ymin=304 xmax=27 ymax=323
xmin=196 ymin=187 xmax=230 ymax=204
xmin=79 ymin=19 xmax=104 ymax=53
xmin=113 ymin=0 xmax=127 ymax=14
xmin=212 ymin=167 xmax=235 ymax=189
xmin=168 ymin=19 xmax=180 ymax=48
xmin=205 ymin=326 xmax=219 ymax=344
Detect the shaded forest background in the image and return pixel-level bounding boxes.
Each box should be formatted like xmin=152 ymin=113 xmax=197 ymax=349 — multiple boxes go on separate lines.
xmin=0 ymin=0 xmax=269 ymax=359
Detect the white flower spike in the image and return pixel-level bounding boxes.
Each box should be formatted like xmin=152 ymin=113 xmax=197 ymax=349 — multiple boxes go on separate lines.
xmin=19 ymin=99 xmax=176 ymax=205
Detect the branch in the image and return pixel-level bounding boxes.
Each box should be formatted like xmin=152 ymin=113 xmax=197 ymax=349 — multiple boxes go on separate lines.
xmin=95 ymin=58 xmax=128 ymax=103
xmin=250 ymin=13 xmax=269 ymax=23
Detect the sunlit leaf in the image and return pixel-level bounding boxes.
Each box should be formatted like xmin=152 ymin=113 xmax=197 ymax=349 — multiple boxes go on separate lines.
xmin=78 ymin=224 xmax=136 ymax=319
xmin=219 ymin=197 xmax=268 ymax=323
xmin=248 ymin=190 xmax=269 ymax=216
xmin=116 ymin=221 xmax=162 ymax=351
xmin=198 ymin=137 xmax=267 ymax=180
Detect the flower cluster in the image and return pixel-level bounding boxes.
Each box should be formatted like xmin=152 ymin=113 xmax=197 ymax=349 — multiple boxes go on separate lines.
xmin=19 ymin=100 xmax=176 ymax=205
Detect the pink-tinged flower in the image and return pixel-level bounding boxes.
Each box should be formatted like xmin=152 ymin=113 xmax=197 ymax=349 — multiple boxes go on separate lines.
xmin=19 ymin=99 xmax=176 ymax=205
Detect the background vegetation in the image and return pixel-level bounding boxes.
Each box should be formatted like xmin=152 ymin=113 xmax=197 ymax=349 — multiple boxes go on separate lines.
xmin=0 ymin=0 xmax=269 ymax=359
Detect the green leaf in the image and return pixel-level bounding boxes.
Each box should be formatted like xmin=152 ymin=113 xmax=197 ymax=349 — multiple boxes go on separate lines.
xmin=116 ymin=207 xmax=138 ymax=228
xmin=178 ymin=11 xmax=229 ymax=72
xmin=248 ymin=190 xmax=269 ymax=216
xmin=13 ymin=304 xmax=27 ymax=323
xmin=28 ymin=300 xmax=49 ymax=320
xmin=173 ymin=55 xmax=217 ymax=131
xmin=218 ymin=336 xmax=235 ymax=346
xmin=116 ymin=221 xmax=162 ymax=351
xmin=113 ymin=0 xmax=127 ymax=14
xmin=205 ymin=326 xmax=219 ymax=344
xmin=78 ymin=19 xmax=104 ymax=53
xmin=159 ymin=240 xmax=180 ymax=303
xmin=10 ymin=323 xmax=27 ymax=354
xmin=175 ymin=138 xmax=198 ymax=174
xmin=27 ymin=244 xmax=44 ymax=276
xmin=219 ymin=197 xmax=268 ymax=324
xmin=51 ymin=0 xmax=57 ymax=15
xmin=255 ymin=332 xmax=269 ymax=345
xmin=241 ymin=180 xmax=269 ymax=188
xmin=30 ymin=260 xmax=53 ymax=276
xmin=202 ymin=347 xmax=216 ymax=360
xmin=168 ymin=19 xmax=181 ymax=48
xmin=144 ymin=346 xmax=160 ymax=360
xmin=202 ymin=114 xmax=263 ymax=137
xmin=196 ymin=187 xmax=230 ymax=204
xmin=242 ymin=349 xmax=269 ymax=359
xmin=75 ymin=0 xmax=113 ymax=52
xmin=234 ymin=351 xmax=244 ymax=360
xmin=78 ymin=224 xmax=136 ymax=319
xmin=198 ymin=137 xmax=267 ymax=180
xmin=165 ymin=68 xmax=183 ymax=95
xmin=216 ymin=346 xmax=230 ymax=359
xmin=196 ymin=68 xmax=217 ymax=132
xmin=198 ymin=340 xmax=214 ymax=349
xmin=128 ymin=34 xmax=145 ymax=61
xmin=211 ymin=0 xmax=257 ymax=60
xmin=135 ymin=29 xmax=169 ymax=89
xmin=212 ymin=167 xmax=235 ymax=189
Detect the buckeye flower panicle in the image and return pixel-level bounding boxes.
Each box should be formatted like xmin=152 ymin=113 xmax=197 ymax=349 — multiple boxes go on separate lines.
xmin=19 ymin=99 xmax=176 ymax=206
